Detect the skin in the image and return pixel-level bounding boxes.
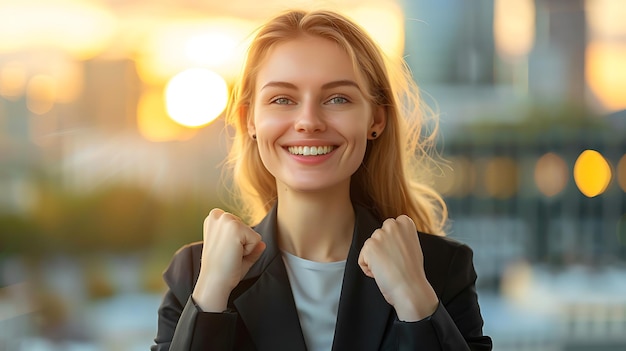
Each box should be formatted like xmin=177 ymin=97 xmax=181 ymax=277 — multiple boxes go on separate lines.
xmin=192 ymin=35 xmax=438 ymax=322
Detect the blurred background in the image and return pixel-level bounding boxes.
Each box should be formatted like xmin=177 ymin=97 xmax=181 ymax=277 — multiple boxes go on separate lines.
xmin=0 ymin=0 xmax=625 ymax=350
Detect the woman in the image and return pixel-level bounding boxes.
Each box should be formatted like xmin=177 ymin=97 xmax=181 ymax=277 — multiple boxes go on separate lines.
xmin=152 ymin=9 xmax=492 ymax=351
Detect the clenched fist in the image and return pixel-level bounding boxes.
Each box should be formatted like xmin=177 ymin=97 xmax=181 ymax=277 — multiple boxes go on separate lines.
xmin=192 ymin=209 xmax=266 ymax=312
xmin=358 ymin=215 xmax=439 ymax=321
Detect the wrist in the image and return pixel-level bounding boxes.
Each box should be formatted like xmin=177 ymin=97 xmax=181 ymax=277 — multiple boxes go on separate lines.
xmin=192 ymin=275 xmax=232 ymax=312
xmin=393 ymin=285 xmax=439 ymax=322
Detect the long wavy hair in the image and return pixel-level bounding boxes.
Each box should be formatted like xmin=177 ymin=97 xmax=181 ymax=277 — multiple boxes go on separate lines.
xmin=224 ymin=9 xmax=447 ymax=235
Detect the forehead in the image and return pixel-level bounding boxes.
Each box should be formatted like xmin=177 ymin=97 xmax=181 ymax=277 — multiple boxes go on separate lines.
xmin=255 ymin=35 xmax=365 ymax=90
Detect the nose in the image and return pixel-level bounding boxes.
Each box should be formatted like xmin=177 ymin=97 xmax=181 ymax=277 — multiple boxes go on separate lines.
xmin=294 ymin=101 xmax=326 ymax=133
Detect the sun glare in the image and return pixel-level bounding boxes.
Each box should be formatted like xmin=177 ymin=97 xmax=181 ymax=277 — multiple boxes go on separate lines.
xmin=164 ymin=68 xmax=229 ymax=128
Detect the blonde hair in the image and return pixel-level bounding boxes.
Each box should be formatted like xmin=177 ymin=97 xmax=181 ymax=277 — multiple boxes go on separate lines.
xmin=224 ymin=9 xmax=447 ymax=235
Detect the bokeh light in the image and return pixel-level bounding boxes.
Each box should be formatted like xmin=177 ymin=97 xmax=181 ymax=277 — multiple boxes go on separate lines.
xmin=534 ymin=152 xmax=569 ymax=197
xmin=164 ymin=68 xmax=229 ymax=128
xmin=493 ymin=0 xmax=536 ymax=60
xmin=586 ymin=0 xmax=626 ymax=38
xmin=500 ymin=259 xmax=533 ymax=304
xmin=482 ymin=157 xmax=519 ymax=199
xmin=585 ymin=0 xmax=626 ymax=111
xmin=585 ymin=41 xmax=626 ymax=111
xmin=26 ymin=74 xmax=57 ymax=115
xmin=433 ymin=156 xmax=477 ymax=197
xmin=573 ymin=149 xmax=612 ymax=197
xmin=137 ymin=89 xmax=196 ymax=142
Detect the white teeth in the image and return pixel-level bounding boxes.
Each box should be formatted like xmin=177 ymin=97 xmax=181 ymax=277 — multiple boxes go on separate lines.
xmin=288 ymin=146 xmax=335 ymax=156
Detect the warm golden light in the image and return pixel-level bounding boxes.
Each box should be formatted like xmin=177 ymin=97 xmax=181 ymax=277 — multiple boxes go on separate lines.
xmin=585 ymin=41 xmax=626 ymax=111
xmin=0 ymin=0 xmax=116 ymax=59
xmin=574 ymin=150 xmax=612 ymax=197
xmin=26 ymin=74 xmax=57 ymax=115
xmin=617 ymin=154 xmax=626 ymax=192
xmin=585 ymin=0 xmax=626 ymax=111
xmin=165 ymin=68 xmax=229 ymax=128
xmin=483 ymin=157 xmax=519 ymax=199
xmin=137 ymin=89 xmax=196 ymax=142
xmin=347 ymin=3 xmax=405 ymax=60
xmin=186 ymin=33 xmax=240 ymax=67
xmin=493 ymin=0 xmax=536 ymax=59
xmin=135 ymin=17 xmax=254 ymax=85
xmin=501 ymin=260 xmax=533 ymax=304
xmin=534 ymin=153 xmax=569 ymax=197
xmin=0 ymin=61 xmax=27 ymax=100
xmin=433 ymin=157 xmax=477 ymax=197
xmin=586 ymin=0 xmax=626 ymax=38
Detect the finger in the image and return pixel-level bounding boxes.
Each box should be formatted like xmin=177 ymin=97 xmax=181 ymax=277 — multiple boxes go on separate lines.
xmin=244 ymin=241 xmax=266 ymax=261
xmin=380 ymin=217 xmax=397 ymax=232
xmin=241 ymin=229 xmax=263 ymax=256
xmin=241 ymin=241 xmax=266 ymax=279
xmin=396 ymin=215 xmax=416 ymax=232
xmin=358 ymin=242 xmax=374 ymax=278
xmin=204 ymin=208 xmax=224 ymax=233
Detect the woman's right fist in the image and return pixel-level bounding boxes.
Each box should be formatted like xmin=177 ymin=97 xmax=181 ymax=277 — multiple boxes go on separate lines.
xmin=192 ymin=208 xmax=266 ymax=312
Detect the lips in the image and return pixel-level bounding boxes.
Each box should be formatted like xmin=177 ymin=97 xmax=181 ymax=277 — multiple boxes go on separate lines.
xmin=287 ymin=145 xmax=335 ymax=156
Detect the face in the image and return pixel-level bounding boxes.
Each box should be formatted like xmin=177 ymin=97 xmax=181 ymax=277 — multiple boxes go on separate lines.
xmin=248 ymin=35 xmax=385 ymax=194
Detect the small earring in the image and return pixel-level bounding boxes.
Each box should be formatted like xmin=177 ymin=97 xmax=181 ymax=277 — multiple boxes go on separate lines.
xmin=252 ymin=134 xmax=257 ymax=140
xmin=371 ymin=131 xmax=377 ymax=138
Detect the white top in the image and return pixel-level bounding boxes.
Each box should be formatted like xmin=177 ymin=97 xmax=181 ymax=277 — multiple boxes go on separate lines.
xmin=282 ymin=251 xmax=347 ymax=351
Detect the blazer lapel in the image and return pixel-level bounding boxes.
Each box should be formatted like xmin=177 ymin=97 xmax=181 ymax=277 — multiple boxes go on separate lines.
xmin=332 ymin=205 xmax=391 ymax=351
xmin=232 ymin=206 xmax=307 ymax=351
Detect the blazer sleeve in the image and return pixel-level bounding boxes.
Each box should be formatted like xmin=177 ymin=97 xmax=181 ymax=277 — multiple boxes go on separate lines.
xmin=151 ymin=244 xmax=240 ymax=351
xmin=393 ymin=243 xmax=493 ymax=351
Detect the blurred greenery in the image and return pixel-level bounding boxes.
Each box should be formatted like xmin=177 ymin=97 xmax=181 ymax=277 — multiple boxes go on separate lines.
xmin=0 ymin=179 xmax=231 ymax=292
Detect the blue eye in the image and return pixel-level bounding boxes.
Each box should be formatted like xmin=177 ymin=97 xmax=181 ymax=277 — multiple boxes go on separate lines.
xmin=327 ymin=96 xmax=349 ymax=104
xmin=271 ymin=97 xmax=293 ymax=105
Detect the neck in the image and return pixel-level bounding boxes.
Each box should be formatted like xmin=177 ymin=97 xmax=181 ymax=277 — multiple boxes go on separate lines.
xmin=276 ymin=183 xmax=354 ymax=262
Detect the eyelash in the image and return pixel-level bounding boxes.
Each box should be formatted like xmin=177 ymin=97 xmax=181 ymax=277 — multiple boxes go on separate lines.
xmin=326 ymin=95 xmax=349 ymax=104
xmin=269 ymin=95 xmax=350 ymax=105
xmin=270 ymin=96 xmax=293 ymax=105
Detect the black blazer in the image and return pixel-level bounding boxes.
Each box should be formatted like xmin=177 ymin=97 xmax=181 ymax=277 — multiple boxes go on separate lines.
xmin=152 ymin=205 xmax=492 ymax=350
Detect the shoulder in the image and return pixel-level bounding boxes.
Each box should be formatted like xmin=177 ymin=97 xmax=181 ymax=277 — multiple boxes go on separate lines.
xmin=418 ymin=232 xmax=472 ymax=259
xmin=418 ymin=233 xmax=476 ymax=297
xmin=162 ymin=242 xmax=203 ymax=305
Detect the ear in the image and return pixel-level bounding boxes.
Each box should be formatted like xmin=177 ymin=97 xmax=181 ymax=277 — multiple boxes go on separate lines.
xmin=368 ymin=105 xmax=386 ymax=139
xmin=243 ymin=105 xmax=256 ymax=138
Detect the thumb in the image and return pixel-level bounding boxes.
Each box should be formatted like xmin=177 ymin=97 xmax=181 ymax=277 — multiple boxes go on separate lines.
xmin=241 ymin=241 xmax=266 ymax=276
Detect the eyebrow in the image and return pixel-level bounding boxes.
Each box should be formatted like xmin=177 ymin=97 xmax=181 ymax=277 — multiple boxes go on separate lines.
xmin=260 ymin=79 xmax=361 ymax=91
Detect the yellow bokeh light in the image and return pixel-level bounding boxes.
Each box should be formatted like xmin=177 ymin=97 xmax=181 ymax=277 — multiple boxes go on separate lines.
xmin=573 ymin=149 xmax=612 ymax=197
xmin=586 ymin=0 xmax=626 ymax=38
xmin=617 ymin=154 xmax=626 ymax=192
xmin=433 ymin=156 xmax=477 ymax=197
xmin=137 ymin=89 xmax=196 ymax=143
xmin=493 ymin=0 xmax=536 ymax=59
xmin=501 ymin=260 xmax=533 ymax=305
xmin=534 ymin=152 xmax=569 ymax=197
xmin=0 ymin=0 xmax=116 ymax=60
xmin=482 ymin=157 xmax=519 ymax=199
xmin=26 ymin=74 xmax=57 ymax=115
xmin=585 ymin=41 xmax=626 ymax=111
xmin=165 ymin=68 xmax=229 ymax=128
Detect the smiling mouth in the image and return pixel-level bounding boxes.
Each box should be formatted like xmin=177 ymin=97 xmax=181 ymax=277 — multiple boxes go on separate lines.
xmin=287 ymin=146 xmax=335 ymax=156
